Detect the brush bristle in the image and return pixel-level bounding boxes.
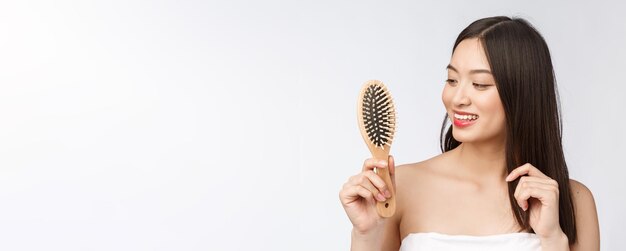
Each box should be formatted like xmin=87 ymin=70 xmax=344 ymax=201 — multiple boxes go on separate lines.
xmin=362 ymin=83 xmax=396 ymax=149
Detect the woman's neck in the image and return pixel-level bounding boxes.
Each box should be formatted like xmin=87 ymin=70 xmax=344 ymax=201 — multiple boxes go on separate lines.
xmin=452 ymin=141 xmax=507 ymax=184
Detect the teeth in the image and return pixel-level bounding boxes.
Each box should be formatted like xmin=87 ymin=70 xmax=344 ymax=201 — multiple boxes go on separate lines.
xmin=453 ymin=113 xmax=479 ymax=120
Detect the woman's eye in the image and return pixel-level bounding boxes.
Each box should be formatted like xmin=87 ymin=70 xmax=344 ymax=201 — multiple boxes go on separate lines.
xmin=445 ymin=79 xmax=458 ymax=86
xmin=473 ymin=83 xmax=490 ymax=90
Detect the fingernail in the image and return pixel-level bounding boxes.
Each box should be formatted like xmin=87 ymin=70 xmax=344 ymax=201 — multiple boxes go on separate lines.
xmin=505 ymin=176 xmax=511 ymax=182
xmin=376 ymin=193 xmax=386 ymax=201
xmin=384 ymin=190 xmax=391 ymax=198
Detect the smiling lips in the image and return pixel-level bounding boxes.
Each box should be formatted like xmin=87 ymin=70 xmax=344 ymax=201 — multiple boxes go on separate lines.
xmin=452 ymin=112 xmax=479 ymax=127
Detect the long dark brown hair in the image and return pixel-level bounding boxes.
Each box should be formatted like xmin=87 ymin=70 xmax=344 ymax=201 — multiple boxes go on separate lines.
xmin=439 ymin=16 xmax=577 ymax=244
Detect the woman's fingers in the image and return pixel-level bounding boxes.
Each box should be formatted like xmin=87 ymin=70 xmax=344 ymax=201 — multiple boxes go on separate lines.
xmin=513 ymin=179 xmax=560 ymax=210
xmin=361 ymin=170 xmax=391 ymax=199
xmin=344 ymin=171 xmax=390 ymax=201
xmin=340 ymin=181 xmax=371 ymax=204
xmin=356 ymin=185 xmax=376 ymax=201
xmin=351 ymin=173 xmax=388 ymax=201
xmin=340 ymin=183 xmax=386 ymax=204
xmin=507 ymin=164 xmax=559 ymax=210
xmin=339 ymin=157 xmax=394 ymax=207
xmin=506 ymin=163 xmax=549 ymax=181
xmin=516 ymin=175 xmax=558 ymax=186
xmin=363 ymin=156 xmax=394 ymax=190
xmin=362 ymin=158 xmax=389 ymax=172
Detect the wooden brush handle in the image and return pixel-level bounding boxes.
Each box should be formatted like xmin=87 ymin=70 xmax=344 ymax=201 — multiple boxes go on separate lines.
xmin=375 ymin=161 xmax=396 ymax=218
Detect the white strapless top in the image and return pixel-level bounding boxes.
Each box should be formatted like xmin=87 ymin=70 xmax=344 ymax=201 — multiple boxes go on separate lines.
xmin=400 ymin=232 xmax=541 ymax=251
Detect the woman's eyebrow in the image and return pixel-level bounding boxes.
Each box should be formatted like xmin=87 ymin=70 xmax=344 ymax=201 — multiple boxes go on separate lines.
xmin=446 ymin=64 xmax=458 ymax=72
xmin=446 ymin=64 xmax=492 ymax=74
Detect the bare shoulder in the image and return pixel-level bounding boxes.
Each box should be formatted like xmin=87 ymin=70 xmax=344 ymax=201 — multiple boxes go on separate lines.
xmin=392 ymin=157 xmax=434 ymax=224
xmin=569 ymin=179 xmax=593 ymax=197
xmin=393 ymin=154 xmax=447 ymax=202
xmin=395 ymin=159 xmax=428 ymax=176
xmin=394 ymin=154 xmax=444 ymax=185
xmin=569 ymin=179 xmax=596 ymax=217
xmin=568 ymin=179 xmax=597 ymax=210
xmin=567 ymin=179 xmax=600 ymax=251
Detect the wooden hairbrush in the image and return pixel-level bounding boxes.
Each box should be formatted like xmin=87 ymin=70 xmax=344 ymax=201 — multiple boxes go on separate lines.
xmin=357 ymin=79 xmax=397 ymax=218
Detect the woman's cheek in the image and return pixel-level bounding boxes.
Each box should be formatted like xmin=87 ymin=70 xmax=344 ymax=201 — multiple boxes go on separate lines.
xmin=441 ymin=86 xmax=453 ymax=108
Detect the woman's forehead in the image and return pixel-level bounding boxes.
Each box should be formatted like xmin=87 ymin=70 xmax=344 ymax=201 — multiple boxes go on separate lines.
xmin=449 ymin=38 xmax=491 ymax=72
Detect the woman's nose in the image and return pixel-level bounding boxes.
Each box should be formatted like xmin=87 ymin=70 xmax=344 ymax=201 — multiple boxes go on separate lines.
xmin=452 ymin=83 xmax=471 ymax=107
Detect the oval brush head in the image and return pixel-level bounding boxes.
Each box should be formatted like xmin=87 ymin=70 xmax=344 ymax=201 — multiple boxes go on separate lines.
xmin=357 ymin=80 xmax=397 ymax=218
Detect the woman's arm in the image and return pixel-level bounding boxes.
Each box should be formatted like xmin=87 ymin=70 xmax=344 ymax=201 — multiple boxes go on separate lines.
xmin=350 ymin=214 xmax=400 ymax=251
xmin=569 ymin=179 xmax=600 ymax=251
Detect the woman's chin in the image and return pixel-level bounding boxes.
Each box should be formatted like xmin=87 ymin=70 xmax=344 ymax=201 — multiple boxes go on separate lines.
xmin=452 ymin=133 xmax=474 ymax=143
xmin=452 ymin=134 xmax=486 ymax=144
xmin=452 ymin=132 xmax=504 ymax=146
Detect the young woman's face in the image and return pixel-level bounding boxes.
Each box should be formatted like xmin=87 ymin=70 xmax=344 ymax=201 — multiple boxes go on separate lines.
xmin=442 ymin=38 xmax=506 ymax=145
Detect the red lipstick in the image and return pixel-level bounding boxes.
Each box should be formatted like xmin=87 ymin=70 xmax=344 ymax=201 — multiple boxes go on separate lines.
xmin=452 ymin=110 xmax=478 ymax=128
xmin=453 ymin=118 xmax=476 ymax=127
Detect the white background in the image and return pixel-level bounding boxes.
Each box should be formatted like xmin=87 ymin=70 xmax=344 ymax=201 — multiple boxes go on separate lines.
xmin=0 ymin=1 xmax=624 ymax=250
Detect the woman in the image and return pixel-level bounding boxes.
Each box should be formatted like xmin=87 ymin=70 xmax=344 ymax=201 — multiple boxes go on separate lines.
xmin=339 ymin=16 xmax=600 ymax=250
